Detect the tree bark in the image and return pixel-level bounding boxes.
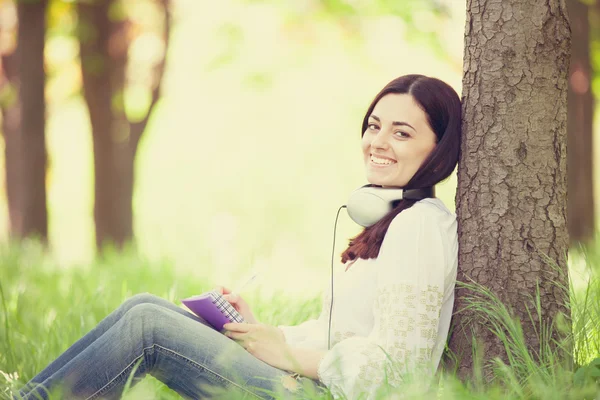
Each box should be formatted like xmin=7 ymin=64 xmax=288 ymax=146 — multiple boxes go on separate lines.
xmin=14 ymin=0 xmax=48 ymax=241
xmin=566 ymin=0 xmax=595 ymax=245
xmin=448 ymin=0 xmax=571 ymax=379
xmin=78 ymin=0 xmax=169 ymax=251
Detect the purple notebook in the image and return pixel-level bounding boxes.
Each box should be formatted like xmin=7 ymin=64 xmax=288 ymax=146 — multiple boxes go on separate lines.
xmin=182 ymin=291 xmax=244 ymax=331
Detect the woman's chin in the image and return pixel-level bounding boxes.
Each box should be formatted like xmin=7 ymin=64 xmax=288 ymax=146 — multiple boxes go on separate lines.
xmin=365 ymin=177 xmax=387 ymax=187
xmin=365 ymin=175 xmax=405 ymax=188
xmin=365 ymin=171 xmax=390 ymax=186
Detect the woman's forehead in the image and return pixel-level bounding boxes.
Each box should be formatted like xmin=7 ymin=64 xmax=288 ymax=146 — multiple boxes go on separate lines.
xmin=371 ymin=94 xmax=427 ymax=124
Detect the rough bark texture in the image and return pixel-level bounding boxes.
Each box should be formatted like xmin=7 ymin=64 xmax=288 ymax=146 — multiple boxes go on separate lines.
xmin=15 ymin=0 xmax=48 ymax=241
xmin=448 ymin=0 xmax=571 ymax=379
xmin=78 ymin=0 xmax=169 ymax=250
xmin=567 ymin=0 xmax=595 ymax=245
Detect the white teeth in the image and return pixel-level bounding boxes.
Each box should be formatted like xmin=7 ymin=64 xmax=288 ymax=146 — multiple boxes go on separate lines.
xmin=371 ymin=155 xmax=394 ymax=165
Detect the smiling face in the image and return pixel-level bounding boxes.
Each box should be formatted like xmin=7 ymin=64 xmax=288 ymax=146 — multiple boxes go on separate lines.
xmin=362 ymin=93 xmax=438 ymax=188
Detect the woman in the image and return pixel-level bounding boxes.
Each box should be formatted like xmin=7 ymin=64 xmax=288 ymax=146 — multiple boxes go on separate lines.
xmin=17 ymin=74 xmax=461 ymax=400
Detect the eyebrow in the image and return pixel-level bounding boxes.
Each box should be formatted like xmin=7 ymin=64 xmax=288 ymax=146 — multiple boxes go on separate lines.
xmin=369 ymin=114 xmax=417 ymax=133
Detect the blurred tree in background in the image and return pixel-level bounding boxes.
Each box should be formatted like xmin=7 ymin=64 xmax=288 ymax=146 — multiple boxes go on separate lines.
xmin=568 ymin=0 xmax=595 ymax=246
xmin=78 ymin=0 xmax=170 ymax=250
xmin=0 ymin=0 xmax=48 ymax=242
xmin=2 ymin=0 xmax=170 ymax=252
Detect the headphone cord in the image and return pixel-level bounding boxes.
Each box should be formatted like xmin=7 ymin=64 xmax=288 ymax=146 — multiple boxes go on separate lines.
xmin=328 ymin=205 xmax=346 ymax=350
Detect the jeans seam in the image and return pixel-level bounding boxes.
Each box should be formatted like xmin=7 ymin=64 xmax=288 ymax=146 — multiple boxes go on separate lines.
xmin=153 ymin=344 xmax=264 ymax=399
xmin=86 ymin=344 xmax=263 ymax=400
xmin=86 ymin=346 xmax=151 ymax=400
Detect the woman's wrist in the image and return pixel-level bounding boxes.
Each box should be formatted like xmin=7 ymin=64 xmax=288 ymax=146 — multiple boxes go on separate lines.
xmin=278 ymin=346 xmax=326 ymax=380
xmin=279 ymin=344 xmax=296 ymax=371
xmin=277 ymin=327 xmax=286 ymax=342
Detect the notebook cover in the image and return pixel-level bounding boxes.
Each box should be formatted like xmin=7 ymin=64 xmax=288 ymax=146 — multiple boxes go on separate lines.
xmin=182 ymin=291 xmax=244 ymax=331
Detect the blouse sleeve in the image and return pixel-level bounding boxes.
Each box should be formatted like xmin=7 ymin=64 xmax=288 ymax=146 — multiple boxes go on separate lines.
xmin=317 ymin=206 xmax=449 ymax=399
xmin=277 ymin=318 xmax=323 ymax=345
xmin=278 ymin=287 xmax=330 ymax=345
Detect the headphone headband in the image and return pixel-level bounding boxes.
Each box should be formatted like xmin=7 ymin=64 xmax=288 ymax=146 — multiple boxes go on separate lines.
xmin=346 ymin=185 xmax=435 ymax=227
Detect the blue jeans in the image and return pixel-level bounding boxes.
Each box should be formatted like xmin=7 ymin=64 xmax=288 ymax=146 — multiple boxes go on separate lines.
xmin=17 ymin=293 xmax=326 ymax=399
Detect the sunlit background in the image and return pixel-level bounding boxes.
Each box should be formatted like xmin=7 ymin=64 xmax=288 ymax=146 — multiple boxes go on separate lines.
xmin=0 ymin=0 xmax=598 ymax=298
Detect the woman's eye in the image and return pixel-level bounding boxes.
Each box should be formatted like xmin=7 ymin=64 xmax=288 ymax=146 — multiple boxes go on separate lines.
xmin=368 ymin=124 xmax=379 ymax=131
xmin=394 ymin=131 xmax=410 ymax=139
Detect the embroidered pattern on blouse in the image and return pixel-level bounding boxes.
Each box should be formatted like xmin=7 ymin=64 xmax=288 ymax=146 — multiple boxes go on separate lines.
xmin=354 ymin=283 xmax=443 ymax=394
xmin=418 ymin=285 xmax=444 ymax=363
xmin=332 ymin=330 xmax=356 ymax=347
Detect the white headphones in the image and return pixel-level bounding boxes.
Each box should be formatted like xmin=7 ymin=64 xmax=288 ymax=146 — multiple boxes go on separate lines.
xmin=346 ymin=184 xmax=435 ymax=227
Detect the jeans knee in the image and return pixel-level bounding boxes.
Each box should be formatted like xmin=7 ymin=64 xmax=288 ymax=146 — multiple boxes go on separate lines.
xmin=127 ymin=303 xmax=164 ymax=321
xmin=123 ymin=303 xmax=165 ymax=334
xmin=122 ymin=292 xmax=162 ymax=309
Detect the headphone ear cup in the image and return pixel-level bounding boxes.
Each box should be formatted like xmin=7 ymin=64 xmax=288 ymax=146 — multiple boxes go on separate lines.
xmin=347 ymin=190 xmax=391 ymax=227
xmin=346 ymin=186 xmax=403 ymax=227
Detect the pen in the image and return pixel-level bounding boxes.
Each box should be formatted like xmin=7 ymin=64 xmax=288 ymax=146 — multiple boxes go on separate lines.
xmin=230 ymin=271 xmax=260 ymax=298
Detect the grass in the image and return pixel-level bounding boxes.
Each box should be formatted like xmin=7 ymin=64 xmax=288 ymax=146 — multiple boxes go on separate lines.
xmin=0 ymin=238 xmax=599 ymax=399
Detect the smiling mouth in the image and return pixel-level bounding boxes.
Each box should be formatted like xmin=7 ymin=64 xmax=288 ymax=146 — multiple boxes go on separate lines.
xmin=370 ymin=155 xmax=396 ymax=166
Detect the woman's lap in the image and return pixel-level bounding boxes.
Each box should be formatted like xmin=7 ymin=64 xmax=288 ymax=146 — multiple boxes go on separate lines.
xmin=19 ymin=294 xmax=324 ymax=400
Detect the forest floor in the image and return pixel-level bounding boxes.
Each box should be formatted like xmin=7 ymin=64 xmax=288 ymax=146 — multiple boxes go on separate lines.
xmin=1 ymin=239 xmax=599 ymax=399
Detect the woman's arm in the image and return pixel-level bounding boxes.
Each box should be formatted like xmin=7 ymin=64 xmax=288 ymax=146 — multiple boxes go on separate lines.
xmin=279 ymin=347 xmax=327 ymax=380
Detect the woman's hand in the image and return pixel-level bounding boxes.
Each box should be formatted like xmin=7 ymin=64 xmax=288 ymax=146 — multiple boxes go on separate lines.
xmin=213 ymin=286 xmax=259 ymax=324
xmin=223 ymin=322 xmax=293 ymax=371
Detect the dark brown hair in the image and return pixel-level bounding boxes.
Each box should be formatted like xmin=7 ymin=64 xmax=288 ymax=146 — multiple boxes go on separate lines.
xmin=341 ymin=74 xmax=461 ymax=263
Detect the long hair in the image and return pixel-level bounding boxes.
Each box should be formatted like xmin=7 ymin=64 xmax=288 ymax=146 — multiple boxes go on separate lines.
xmin=341 ymin=74 xmax=461 ymax=263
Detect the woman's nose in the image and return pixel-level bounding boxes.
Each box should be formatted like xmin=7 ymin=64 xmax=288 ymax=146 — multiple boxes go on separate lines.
xmin=370 ymin=130 xmax=390 ymax=150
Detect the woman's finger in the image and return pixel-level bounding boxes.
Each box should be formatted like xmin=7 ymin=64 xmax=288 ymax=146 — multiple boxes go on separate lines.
xmin=223 ymin=293 xmax=240 ymax=303
xmin=223 ymin=322 xmax=252 ymax=332
xmin=224 ymin=331 xmax=245 ymax=340
xmin=213 ymin=286 xmax=233 ymax=295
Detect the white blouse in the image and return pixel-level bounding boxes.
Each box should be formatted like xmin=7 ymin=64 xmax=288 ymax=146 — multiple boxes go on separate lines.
xmin=277 ymin=198 xmax=458 ymax=399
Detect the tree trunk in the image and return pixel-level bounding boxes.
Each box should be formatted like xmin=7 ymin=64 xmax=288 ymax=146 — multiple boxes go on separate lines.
xmin=16 ymin=0 xmax=48 ymax=241
xmin=78 ymin=0 xmax=169 ymax=251
xmin=567 ymin=0 xmax=595 ymax=245
xmin=448 ymin=0 xmax=571 ymax=379
xmin=79 ymin=0 xmax=133 ymax=250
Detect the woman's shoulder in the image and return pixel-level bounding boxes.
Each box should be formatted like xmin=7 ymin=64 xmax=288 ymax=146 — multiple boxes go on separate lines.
xmin=384 ymin=198 xmax=458 ymax=251
xmin=416 ymin=197 xmax=456 ymax=217
xmin=390 ymin=197 xmax=456 ymax=227
xmin=378 ymin=198 xmax=458 ymax=279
